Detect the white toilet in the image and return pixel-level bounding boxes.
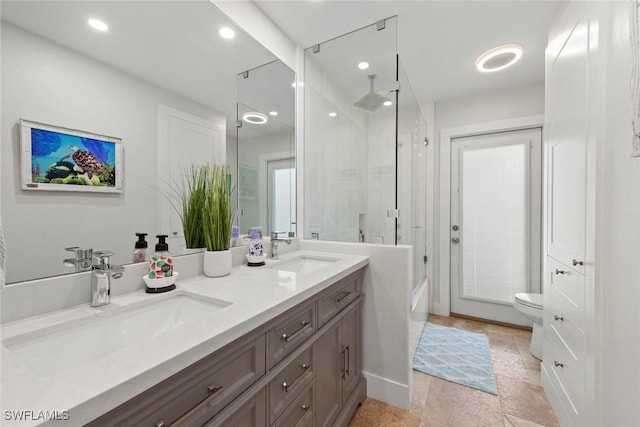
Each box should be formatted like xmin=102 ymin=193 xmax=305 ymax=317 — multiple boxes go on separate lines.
xmin=513 ymin=293 xmax=543 ymax=360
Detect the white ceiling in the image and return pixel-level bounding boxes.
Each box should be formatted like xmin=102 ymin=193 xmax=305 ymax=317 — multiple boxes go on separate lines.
xmin=256 ymin=0 xmax=560 ymax=105
xmin=0 ymin=0 xmax=292 ymax=136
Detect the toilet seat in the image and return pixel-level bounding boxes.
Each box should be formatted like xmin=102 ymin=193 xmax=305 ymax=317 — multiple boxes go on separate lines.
xmin=514 ymin=293 xmax=543 ymax=310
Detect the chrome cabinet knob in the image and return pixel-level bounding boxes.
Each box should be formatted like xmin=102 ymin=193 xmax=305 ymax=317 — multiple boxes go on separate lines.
xmin=451 ymin=237 xmax=460 ymax=244
xmin=554 ymin=315 xmax=564 ymax=321
xmin=554 ymin=361 xmax=564 ymax=368
xmin=572 ymin=259 xmax=584 ymax=266
xmin=555 ymin=269 xmax=565 ymax=275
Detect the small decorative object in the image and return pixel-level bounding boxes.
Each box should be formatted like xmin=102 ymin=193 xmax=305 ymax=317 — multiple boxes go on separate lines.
xmin=19 ymin=119 xmax=123 ymax=192
xmin=246 ymin=226 xmax=266 ymax=266
xmin=631 ymin=0 xmax=640 ymax=157
xmin=202 ymin=164 xmax=234 ymax=277
xmin=144 ymin=271 xmax=179 ymax=294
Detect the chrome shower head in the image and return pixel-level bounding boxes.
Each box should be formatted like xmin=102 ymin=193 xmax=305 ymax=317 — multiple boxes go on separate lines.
xmin=354 ymin=74 xmax=389 ymax=112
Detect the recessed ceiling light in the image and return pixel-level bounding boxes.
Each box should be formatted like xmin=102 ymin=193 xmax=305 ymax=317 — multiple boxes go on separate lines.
xmin=88 ymin=18 xmax=108 ymax=32
xmin=475 ymin=44 xmax=523 ymax=72
xmin=383 ymin=100 xmax=393 ymax=107
xmin=219 ymin=27 xmax=235 ymax=39
xmin=329 ymin=112 xmax=337 ymax=117
xmin=242 ymin=112 xmax=268 ymax=124
xmin=269 ymin=111 xmax=278 ymax=116
xmin=358 ymin=61 xmax=369 ymax=70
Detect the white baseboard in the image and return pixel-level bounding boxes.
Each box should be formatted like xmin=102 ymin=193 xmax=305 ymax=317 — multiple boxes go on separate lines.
xmin=362 ymin=370 xmax=410 ymax=410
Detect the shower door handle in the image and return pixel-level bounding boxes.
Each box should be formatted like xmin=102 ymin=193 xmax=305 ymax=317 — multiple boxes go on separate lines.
xmin=451 ymin=237 xmax=460 ymax=244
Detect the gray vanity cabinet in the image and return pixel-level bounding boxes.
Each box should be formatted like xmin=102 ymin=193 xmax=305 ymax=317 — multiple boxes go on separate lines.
xmin=314 ymin=301 xmax=362 ymax=427
xmin=87 ymin=268 xmax=365 ymax=427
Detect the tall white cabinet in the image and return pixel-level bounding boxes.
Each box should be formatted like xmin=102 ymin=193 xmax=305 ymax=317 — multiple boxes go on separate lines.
xmin=543 ymin=1 xmax=593 ymax=425
xmin=543 ymin=1 xmax=640 ymax=425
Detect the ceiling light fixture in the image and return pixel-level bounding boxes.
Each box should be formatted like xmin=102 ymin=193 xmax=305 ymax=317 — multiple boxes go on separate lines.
xmin=269 ymin=111 xmax=278 ymax=116
xmin=88 ymin=18 xmax=109 ymax=32
xmin=219 ymin=27 xmax=235 ymax=39
xmin=475 ymin=44 xmax=523 ymax=73
xmin=383 ymin=100 xmax=393 ymax=107
xmin=358 ymin=61 xmax=369 ymax=70
xmin=242 ymin=112 xmax=268 ymax=124
xmin=329 ymin=112 xmax=337 ymax=117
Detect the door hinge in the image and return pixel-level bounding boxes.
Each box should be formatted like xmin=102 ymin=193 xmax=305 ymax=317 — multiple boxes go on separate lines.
xmin=423 ymin=255 xmax=428 ymax=264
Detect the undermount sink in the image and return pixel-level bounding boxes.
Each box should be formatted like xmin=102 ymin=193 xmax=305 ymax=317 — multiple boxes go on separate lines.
xmin=2 ymin=292 xmax=231 ymax=377
xmin=267 ymin=255 xmax=339 ymax=274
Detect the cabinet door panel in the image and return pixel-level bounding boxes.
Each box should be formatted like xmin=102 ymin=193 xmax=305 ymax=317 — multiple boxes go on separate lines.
xmin=314 ymin=321 xmax=342 ymax=427
xmin=341 ymin=303 xmax=361 ymax=399
xmin=547 ymin=15 xmax=588 ymax=273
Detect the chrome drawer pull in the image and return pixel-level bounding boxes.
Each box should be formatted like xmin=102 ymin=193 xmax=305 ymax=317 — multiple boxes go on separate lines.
xmin=345 ymin=345 xmax=350 ymax=377
xmin=281 ymin=363 xmax=312 ymax=392
xmin=554 ymin=315 xmax=564 ymax=321
xmin=155 ymin=421 xmax=165 ymax=427
xmin=572 ymin=259 xmax=584 ymax=266
xmin=170 ymin=385 xmax=225 ymax=425
xmin=554 ymin=361 xmax=564 ymax=368
xmin=336 ymin=290 xmax=352 ymax=303
xmin=208 ymin=384 xmax=224 ymax=395
xmin=555 ymin=269 xmax=566 ymax=275
xmin=301 ymin=404 xmax=311 ymax=412
xmin=281 ymin=321 xmax=312 ymax=343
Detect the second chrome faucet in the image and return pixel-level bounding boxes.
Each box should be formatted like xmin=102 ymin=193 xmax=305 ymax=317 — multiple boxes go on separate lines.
xmin=91 ymin=251 xmax=124 ymax=307
xmin=270 ymin=231 xmax=293 ymax=259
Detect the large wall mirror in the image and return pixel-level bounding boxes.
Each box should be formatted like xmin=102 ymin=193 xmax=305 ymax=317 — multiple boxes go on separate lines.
xmin=236 ymin=61 xmax=296 ymax=237
xmin=0 ymin=0 xmax=296 ymax=284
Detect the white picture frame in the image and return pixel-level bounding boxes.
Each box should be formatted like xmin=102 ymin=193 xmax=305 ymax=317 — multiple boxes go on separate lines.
xmin=19 ymin=119 xmax=123 ymax=193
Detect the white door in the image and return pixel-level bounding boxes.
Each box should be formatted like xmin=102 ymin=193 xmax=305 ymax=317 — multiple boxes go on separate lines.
xmin=158 ymin=106 xmax=225 ymax=249
xmin=450 ymin=128 xmax=542 ymax=325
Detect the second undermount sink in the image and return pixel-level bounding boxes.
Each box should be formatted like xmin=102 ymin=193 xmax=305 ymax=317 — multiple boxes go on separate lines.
xmin=2 ymin=292 xmax=231 ymax=377
xmin=267 ymin=255 xmax=339 ymax=274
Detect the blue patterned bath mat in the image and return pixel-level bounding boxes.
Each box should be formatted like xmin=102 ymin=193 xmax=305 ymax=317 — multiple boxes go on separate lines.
xmin=413 ymin=322 xmax=497 ymax=394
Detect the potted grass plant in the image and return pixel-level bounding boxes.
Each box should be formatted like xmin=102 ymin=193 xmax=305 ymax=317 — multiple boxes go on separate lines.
xmin=201 ymin=164 xmax=234 ymax=277
xmin=179 ymin=165 xmax=208 ymax=250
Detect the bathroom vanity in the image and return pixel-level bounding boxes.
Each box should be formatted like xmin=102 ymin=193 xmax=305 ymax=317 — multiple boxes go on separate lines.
xmin=0 ymin=251 xmax=368 ymax=427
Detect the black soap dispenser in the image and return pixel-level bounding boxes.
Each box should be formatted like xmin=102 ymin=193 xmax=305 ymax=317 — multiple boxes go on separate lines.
xmin=133 ymin=232 xmax=148 ymax=263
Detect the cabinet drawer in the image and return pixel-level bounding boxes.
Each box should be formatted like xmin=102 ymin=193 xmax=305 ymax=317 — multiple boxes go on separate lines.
xmin=548 ymin=284 xmax=586 ymax=357
xmin=318 ymin=273 xmax=361 ymax=327
xmin=270 ymin=347 xmax=314 ymax=423
xmin=549 ymin=257 xmax=586 ymax=326
xmin=273 ymin=383 xmax=314 ymax=427
xmin=88 ymin=333 xmax=266 ymax=427
xmin=545 ymin=327 xmax=585 ymax=416
xmin=269 ymin=302 xmax=316 ymax=367
xmin=207 ymin=388 xmax=267 ymax=427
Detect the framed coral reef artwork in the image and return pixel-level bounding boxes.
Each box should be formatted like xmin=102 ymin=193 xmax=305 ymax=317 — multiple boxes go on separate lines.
xmin=19 ymin=119 xmax=123 ymax=193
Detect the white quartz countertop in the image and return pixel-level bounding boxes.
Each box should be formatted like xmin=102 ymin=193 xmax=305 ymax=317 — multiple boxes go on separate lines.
xmin=0 ymin=250 xmax=369 ymax=426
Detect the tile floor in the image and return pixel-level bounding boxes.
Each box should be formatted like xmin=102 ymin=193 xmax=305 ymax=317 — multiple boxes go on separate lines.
xmin=349 ymin=315 xmax=559 ymax=427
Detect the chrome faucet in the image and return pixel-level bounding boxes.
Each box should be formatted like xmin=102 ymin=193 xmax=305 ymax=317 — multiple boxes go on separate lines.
xmin=63 ymin=247 xmax=93 ymax=272
xmin=270 ymin=231 xmax=293 ymax=259
xmin=91 ymin=251 xmax=124 ymax=307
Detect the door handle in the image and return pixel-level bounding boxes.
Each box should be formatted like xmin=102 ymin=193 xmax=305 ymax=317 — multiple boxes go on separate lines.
xmin=451 ymin=237 xmax=460 ymax=244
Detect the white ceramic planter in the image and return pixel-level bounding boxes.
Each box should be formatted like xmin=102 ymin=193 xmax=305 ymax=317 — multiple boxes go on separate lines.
xmin=203 ymin=250 xmax=232 ymax=277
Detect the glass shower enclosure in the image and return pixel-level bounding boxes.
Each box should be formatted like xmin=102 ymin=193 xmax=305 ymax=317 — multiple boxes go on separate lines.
xmin=304 ymin=17 xmax=427 ymax=290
